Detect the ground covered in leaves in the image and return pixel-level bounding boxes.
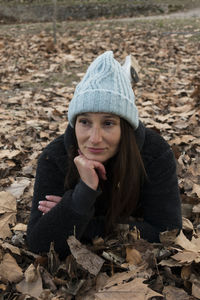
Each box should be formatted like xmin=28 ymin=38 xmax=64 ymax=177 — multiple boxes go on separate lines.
xmin=0 ymin=14 xmax=200 ymax=299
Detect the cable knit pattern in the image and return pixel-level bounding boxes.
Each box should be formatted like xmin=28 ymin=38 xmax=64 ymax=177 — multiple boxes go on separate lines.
xmin=68 ymin=51 xmax=138 ymax=129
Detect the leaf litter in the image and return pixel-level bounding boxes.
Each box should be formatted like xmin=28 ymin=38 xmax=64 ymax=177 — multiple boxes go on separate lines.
xmin=0 ymin=17 xmax=200 ymax=299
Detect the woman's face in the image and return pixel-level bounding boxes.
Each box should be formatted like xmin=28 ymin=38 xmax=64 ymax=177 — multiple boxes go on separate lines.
xmin=75 ymin=113 xmax=121 ymax=163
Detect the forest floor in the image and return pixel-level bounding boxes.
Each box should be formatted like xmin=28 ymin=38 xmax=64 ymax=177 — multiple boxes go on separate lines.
xmin=0 ymin=6 xmax=200 ymax=300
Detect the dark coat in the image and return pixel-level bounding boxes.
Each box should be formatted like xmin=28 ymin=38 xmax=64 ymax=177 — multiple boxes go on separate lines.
xmin=27 ymin=122 xmax=182 ymax=259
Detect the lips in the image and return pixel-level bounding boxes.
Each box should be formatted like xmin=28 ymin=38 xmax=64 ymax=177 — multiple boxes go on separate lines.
xmin=87 ymin=147 xmax=105 ymax=154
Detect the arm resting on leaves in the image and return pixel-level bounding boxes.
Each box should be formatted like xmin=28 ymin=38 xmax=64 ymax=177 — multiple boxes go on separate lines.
xmin=129 ymin=148 xmax=182 ymax=242
xmin=27 ymin=150 xmax=101 ymax=259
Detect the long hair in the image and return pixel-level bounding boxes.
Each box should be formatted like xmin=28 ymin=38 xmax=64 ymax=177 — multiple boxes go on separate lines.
xmin=64 ymin=118 xmax=146 ymax=232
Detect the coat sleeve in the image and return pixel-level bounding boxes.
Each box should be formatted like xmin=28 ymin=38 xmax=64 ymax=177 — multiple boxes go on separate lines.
xmin=27 ymin=149 xmax=101 ymax=259
xmin=129 ymin=148 xmax=182 ymax=242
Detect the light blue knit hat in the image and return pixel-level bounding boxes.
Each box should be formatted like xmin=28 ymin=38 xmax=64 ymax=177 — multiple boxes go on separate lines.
xmin=68 ymin=51 xmax=139 ymax=129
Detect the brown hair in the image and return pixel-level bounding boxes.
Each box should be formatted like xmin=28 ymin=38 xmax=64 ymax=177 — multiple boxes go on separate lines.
xmin=64 ymin=118 xmax=146 ymax=232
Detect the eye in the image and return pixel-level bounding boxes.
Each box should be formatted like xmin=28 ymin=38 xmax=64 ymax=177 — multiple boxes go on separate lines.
xmin=104 ymin=120 xmax=114 ymax=127
xmin=78 ymin=118 xmax=90 ymax=126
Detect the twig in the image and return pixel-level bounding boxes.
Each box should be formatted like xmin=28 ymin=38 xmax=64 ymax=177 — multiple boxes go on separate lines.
xmin=154 ymin=254 xmax=163 ymax=285
xmin=53 ymin=0 xmax=57 ymax=44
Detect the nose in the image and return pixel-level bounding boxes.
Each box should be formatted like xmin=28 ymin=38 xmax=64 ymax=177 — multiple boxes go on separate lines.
xmin=89 ymin=127 xmax=102 ymax=144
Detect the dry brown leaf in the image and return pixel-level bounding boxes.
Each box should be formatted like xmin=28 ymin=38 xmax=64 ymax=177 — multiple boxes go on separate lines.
xmin=0 ymin=241 xmax=21 ymax=255
xmin=67 ymin=236 xmax=104 ymax=276
xmin=159 ymin=229 xmax=179 ymax=246
xmin=192 ymin=184 xmax=200 ymax=198
xmin=24 ymin=264 xmax=38 ymax=283
xmin=172 ymin=250 xmax=200 ymax=264
xmin=192 ymin=281 xmax=200 ymax=299
xmin=125 ymin=247 xmax=142 ymax=265
xmin=141 ymin=92 xmax=159 ymax=100
xmin=0 ymin=150 xmax=21 ymax=160
xmin=0 ymin=212 xmax=17 ymax=239
xmin=12 ymin=223 xmax=27 ymax=232
xmin=0 ymin=283 xmax=7 ymax=291
xmin=0 ymin=253 xmax=23 ymax=283
xmin=0 ymin=191 xmax=17 ymax=213
xmin=16 ymin=265 xmax=43 ymax=298
xmin=181 ymin=265 xmax=191 ymax=281
xmin=170 ymin=135 xmax=196 ymax=145
xmin=96 ymin=273 xmax=110 ymax=291
xmin=163 ymin=285 xmax=190 ymax=300
xmin=192 ymin=203 xmax=200 ymax=213
xmin=159 ymin=258 xmax=183 ymax=267
xmin=174 ymin=230 xmax=198 ymax=252
xmin=0 ymin=41 xmax=5 ymax=49
xmin=0 ymin=192 xmax=17 ymax=238
xmin=170 ymin=104 xmax=192 ymax=113
xmin=5 ymin=177 xmax=30 ymax=199
xmin=182 ymin=217 xmax=194 ymax=232
xmin=95 ymin=277 xmax=163 ymax=300
xmin=102 ymin=263 xmax=152 ymax=289
xmin=191 ymin=236 xmax=200 ymax=248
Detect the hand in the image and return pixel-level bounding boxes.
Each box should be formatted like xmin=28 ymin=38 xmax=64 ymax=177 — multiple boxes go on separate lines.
xmin=74 ymin=152 xmax=107 ymax=191
xmin=38 ymin=195 xmax=62 ymax=214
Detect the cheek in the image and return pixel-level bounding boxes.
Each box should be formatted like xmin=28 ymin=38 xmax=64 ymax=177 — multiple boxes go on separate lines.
xmin=75 ymin=126 xmax=87 ymax=147
xmin=114 ymin=128 xmax=121 ymax=147
xmin=75 ymin=125 xmax=81 ymax=146
xmin=109 ymin=129 xmax=121 ymax=149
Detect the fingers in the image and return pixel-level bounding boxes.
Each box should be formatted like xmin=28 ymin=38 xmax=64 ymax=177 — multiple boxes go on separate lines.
xmin=92 ymin=161 xmax=107 ymax=180
xmin=38 ymin=195 xmax=62 ymax=214
xmin=74 ymin=155 xmax=100 ymax=190
xmin=78 ymin=149 xmax=83 ymax=155
xmin=45 ymin=195 xmax=62 ymax=202
xmin=75 ymin=151 xmax=107 ymax=180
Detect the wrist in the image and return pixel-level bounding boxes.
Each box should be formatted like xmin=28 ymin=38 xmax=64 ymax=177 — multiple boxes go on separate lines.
xmin=71 ymin=180 xmax=102 ymax=215
xmin=82 ymin=180 xmax=98 ymax=191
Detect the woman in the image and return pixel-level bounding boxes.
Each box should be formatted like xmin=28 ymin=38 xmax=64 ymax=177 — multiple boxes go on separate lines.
xmin=27 ymin=51 xmax=182 ymax=259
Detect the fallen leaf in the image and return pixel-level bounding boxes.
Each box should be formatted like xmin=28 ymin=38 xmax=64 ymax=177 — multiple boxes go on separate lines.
xmin=181 ymin=265 xmax=191 ymax=281
xmin=192 ymin=281 xmax=200 ymax=299
xmin=102 ymin=263 xmax=152 ymax=288
xmin=0 ymin=150 xmax=21 ymax=160
xmin=182 ymin=217 xmax=194 ymax=232
xmin=163 ymin=285 xmax=190 ymax=300
xmin=24 ymin=264 xmax=37 ymax=283
xmin=174 ymin=230 xmax=198 ymax=251
xmin=0 ymin=212 xmax=16 ymax=239
xmin=0 ymin=253 xmax=23 ymax=283
xmin=191 ymin=236 xmax=200 ymax=248
xmin=172 ymin=251 xmax=200 ymax=264
xmin=0 ymin=191 xmax=17 ymax=239
xmin=0 ymin=283 xmax=7 ymax=291
xmin=159 ymin=258 xmax=183 ymax=267
xmin=12 ymin=223 xmax=27 ymax=232
xmin=5 ymin=177 xmax=31 ymax=200
xmin=0 ymin=241 xmax=21 ymax=255
xmin=67 ymin=236 xmax=104 ymax=276
xmin=95 ymin=277 xmax=163 ymax=300
xmin=125 ymin=247 xmax=142 ymax=265
xmin=159 ymin=229 xmax=179 ymax=246
xmin=192 ymin=203 xmax=200 ymax=213
xmin=16 ymin=265 xmax=43 ymax=298
xmin=0 ymin=191 xmax=17 ymax=213
xmin=96 ymin=273 xmax=110 ymax=291
xmin=192 ymin=184 xmax=200 ymax=198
